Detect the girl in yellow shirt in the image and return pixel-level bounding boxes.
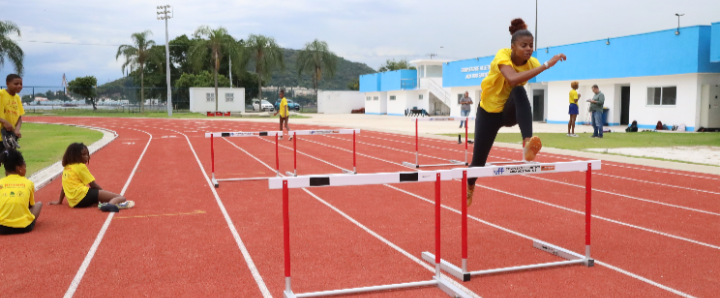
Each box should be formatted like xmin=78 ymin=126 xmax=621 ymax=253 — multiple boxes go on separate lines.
xmin=0 ymin=149 xmax=42 ymax=235
xmin=50 ymin=143 xmax=134 ymax=211
xmin=568 ymin=81 xmax=580 ymax=137
xmin=467 ymin=18 xmax=567 ymax=206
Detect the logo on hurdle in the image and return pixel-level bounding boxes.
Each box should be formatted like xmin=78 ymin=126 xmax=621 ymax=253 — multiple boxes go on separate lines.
xmin=493 ymin=167 xmax=505 ymax=175
xmin=309 ymin=130 xmax=341 ymax=135
xmin=505 ymin=165 xmax=541 ymax=174
xmin=541 ymin=166 xmax=556 ymax=171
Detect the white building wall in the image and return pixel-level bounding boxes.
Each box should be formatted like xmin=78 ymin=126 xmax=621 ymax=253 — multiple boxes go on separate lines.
xmin=364 ymin=92 xmax=387 ymax=115
xmin=546 ymin=74 xmax=700 ymax=131
xmin=189 ymin=87 xmax=245 ymax=112
xmin=697 ymin=73 xmax=720 ymax=128
xmin=317 ymin=91 xmax=365 ymax=114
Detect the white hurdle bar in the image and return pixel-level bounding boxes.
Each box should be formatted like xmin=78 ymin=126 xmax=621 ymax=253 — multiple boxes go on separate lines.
xmin=269 ymin=170 xmax=471 ymax=298
xmin=205 ymin=131 xmax=283 ymax=187
xmin=285 ymin=129 xmax=360 ymax=177
xmin=421 ymin=160 xmax=600 ymax=281
xmin=402 ymin=117 xmax=474 ymax=169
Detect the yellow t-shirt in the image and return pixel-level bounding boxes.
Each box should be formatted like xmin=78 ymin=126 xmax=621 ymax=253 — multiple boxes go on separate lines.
xmin=0 ymin=174 xmax=36 ymax=228
xmin=0 ymin=89 xmax=25 ymax=128
xmin=480 ymin=49 xmax=541 ymax=113
xmin=62 ymin=163 xmax=96 ymax=208
xmin=279 ymin=97 xmax=288 ymax=118
xmin=569 ymin=90 xmax=578 ymax=104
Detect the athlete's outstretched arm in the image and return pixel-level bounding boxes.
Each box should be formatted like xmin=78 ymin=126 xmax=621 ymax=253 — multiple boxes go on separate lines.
xmin=500 ymin=54 xmax=567 ymax=86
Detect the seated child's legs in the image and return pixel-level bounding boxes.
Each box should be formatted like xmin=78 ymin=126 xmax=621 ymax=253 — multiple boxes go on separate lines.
xmin=97 ymin=190 xmax=126 ymax=205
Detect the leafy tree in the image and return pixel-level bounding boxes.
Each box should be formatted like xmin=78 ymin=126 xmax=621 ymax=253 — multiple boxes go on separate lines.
xmin=67 ymin=76 xmax=98 ymax=110
xmin=244 ymin=34 xmax=284 ymax=100
xmin=378 ymin=58 xmax=416 ymax=72
xmin=0 ymin=20 xmax=24 ymax=75
xmin=174 ymin=71 xmax=230 ymax=88
xmin=297 ymin=39 xmax=337 ymax=96
xmin=189 ymin=26 xmax=244 ymax=111
xmin=347 ymin=78 xmax=359 ymax=91
xmin=116 ymin=30 xmax=156 ymax=113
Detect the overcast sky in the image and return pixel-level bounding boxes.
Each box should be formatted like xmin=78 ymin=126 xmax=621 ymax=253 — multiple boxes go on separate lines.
xmin=3 ymin=0 xmax=720 ymax=87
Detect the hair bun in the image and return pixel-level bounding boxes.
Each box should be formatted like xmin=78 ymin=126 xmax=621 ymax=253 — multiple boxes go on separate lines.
xmin=509 ymin=18 xmax=528 ymax=35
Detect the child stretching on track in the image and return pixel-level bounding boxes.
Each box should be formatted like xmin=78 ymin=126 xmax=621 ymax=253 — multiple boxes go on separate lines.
xmin=0 ymin=74 xmax=25 ymax=150
xmin=49 ymin=143 xmax=135 ymax=211
xmin=0 ymin=149 xmax=41 ymax=235
xmin=466 ymin=18 xmax=567 ymax=207
xmin=273 ymin=89 xmax=292 ymax=141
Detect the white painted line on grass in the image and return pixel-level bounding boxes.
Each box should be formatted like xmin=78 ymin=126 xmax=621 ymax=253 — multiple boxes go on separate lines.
xmin=64 ymin=128 xmax=152 ymax=298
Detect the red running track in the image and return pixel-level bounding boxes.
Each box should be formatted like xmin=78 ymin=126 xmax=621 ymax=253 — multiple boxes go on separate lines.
xmin=1 ymin=116 xmax=716 ymax=297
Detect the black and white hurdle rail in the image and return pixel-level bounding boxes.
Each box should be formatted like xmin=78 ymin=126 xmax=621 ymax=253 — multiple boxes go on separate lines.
xmin=205 ymin=131 xmax=283 ymax=188
xmin=402 ymin=117 xmax=475 ymax=169
xmin=269 ymin=170 xmax=471 ymax=298
xmin=284 ymin=129 xmax=360 ymax=177
xmin=420 ymin=160 xmax=601 ymax=281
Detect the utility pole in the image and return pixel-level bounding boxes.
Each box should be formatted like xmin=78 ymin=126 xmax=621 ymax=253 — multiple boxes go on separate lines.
xmin=675 ymin=13 xmax=685 ymax=35
xmin=157 ymin=5 xmax=173 ymax=116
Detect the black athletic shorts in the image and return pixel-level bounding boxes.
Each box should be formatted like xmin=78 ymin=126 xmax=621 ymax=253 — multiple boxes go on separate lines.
xmin=74 ymin=188 xmax=100 ymax=208
xmin=0 ymin=218 xmax=36 ymax=235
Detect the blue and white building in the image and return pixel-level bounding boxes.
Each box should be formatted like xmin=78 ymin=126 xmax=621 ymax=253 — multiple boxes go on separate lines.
xmin=360 ymin=22 xmax=720 ymax=131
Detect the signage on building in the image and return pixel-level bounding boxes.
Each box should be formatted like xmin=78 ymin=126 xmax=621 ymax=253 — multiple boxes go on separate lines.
xmin=461 ymin=65 xmax=490 ymax=80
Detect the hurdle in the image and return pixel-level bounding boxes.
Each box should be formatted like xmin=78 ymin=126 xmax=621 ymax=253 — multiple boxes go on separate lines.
xmin=269 ymin=170 xmax=471 ymax=298
xmin=402 ymin=117 xmax=474 ymax=168
xmin=205 ymin=131 xmax=283 ymax=187
xmin=285 ymin=129 xmax=360 ymax=177
xmin=421 ymin=160 xmax=600 ymax=281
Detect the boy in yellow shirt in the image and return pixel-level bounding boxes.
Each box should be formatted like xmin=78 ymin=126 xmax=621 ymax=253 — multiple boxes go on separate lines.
xmin=0 ymin=148 xmax=42 ymax=235
xmin=273 ymin=89 xmax=292 ymax=141
xmin=0 ymin=74 xmax=25 ymax=149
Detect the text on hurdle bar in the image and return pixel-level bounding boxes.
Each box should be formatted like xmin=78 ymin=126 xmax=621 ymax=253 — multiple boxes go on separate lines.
xmin=452 ymin=160 xmax=601 ymax=179
xmin=288 ymin=129 xmax=360 ymax=136
xmin=410 ymin=117 xmax=476 ymax=122
xmin=205 ymin=131 xmax=283 ymax=138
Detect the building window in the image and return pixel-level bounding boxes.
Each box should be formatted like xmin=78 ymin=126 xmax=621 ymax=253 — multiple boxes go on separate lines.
xmin=647 ymin=87 xmax=676 ymax=106
xmin=418 ymin=94 xmax=424 ymax=100
xmin=373 ymin=96 xmax=378 ymax=101
xmin=206 ymin=93 xmax=215 ymax=102
xmin=225 ymin=93 xmax=234 ymax=102
xmin=457 ymin=94 xmax=463 ymax=104
xmin=366 ymin=96 xmax=371 ymax=101
xmin=389 ymin=95 xmax=396 ymax=101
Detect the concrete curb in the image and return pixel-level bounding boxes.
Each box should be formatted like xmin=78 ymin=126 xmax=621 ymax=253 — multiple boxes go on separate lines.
xmin=26 ymin=122 xmax=118 ymax=191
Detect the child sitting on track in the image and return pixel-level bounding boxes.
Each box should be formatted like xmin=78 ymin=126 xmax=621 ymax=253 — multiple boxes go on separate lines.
xmin=0 ymin=74 xmax=26 ymax=150
xmin=49 ymin=143 xmax=134 ymax=211
xmin=0 ymin=149 xmax=41 ymax=235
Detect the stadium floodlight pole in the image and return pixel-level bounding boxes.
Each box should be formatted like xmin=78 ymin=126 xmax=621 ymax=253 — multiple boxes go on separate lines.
xmin=675 ymin=13 xmax=685 ymax=35
xmin=157 ymin=5 xmax=173 ymax=117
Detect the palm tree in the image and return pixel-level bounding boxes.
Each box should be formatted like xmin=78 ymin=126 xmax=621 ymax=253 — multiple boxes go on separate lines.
xmin=0 ymin=21 xmax=24 ymax=75
xmin=243 ymin=34 xmax=284 ymax=102
xmin=116 ymin=30 xmax=155 ymax=113
xmin=189 ymin=26 xmax=244 ymax=111
xmin=297 ymin=39 xmax=337 ymax=96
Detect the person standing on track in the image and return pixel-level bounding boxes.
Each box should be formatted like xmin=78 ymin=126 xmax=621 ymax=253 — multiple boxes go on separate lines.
xmin=50 ymin=143 xmax=134 ymax=211
xmin=0 ymin=74 xmax=25 ymax=151
xmin=567 ymin=81 xmax=580 ymax=137
xmin=459 ymin=91 xmax=473 ymax=128
xmin=466 ymin=18 xmax=567 ymax=207
xmin=273 ymin=89 xmax=292 ymax=141
xmin=0 ymin=149 xmax=41 ymax=235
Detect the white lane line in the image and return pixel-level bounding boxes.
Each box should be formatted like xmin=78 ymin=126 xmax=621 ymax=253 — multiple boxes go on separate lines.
xmin=65 ymin=128 xmax=152 ymax=298
xmin=386 ymin=184 xmax=696 ymax=298
xmin=223 ymin=137 xmax=480 ymax=297
xmin=526 ymin=175 xmax=720 ymax=217
xmin=595 ymin=172 xmax=720 ymax=195
xmin=163 ymin=128 xmax=272 ymax=298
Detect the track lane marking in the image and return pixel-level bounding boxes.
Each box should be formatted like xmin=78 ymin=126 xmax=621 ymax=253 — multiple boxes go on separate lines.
xmin=115 ymin=210 xmax=205 ymax=219
xmin=64 ymin=128 xmax=152 ymax=298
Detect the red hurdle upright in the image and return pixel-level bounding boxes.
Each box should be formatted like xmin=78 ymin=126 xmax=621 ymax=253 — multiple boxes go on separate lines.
xmin=403 ymin=117 xmax=472 ymax=168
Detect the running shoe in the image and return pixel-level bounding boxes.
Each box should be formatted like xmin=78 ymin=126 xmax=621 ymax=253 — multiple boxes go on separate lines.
xmin=566 ymin=133 xmax=572 ymax=137
xmin=523 ymin=136 xmax=542 ymax=161
xmin=117 ymin=201 xmax=135 ymax=209
xmin=279 ymin=136 xmax=283 ymax=140
xmin=571 ymin=134 xmax=579 ymax=137
xmin=98 ymin=203 xmax=119 ymax=212
xmin=288 ymin=135 xmax=293 ymax=141
xmin=467 ymin=184 xmax=475 ymax=207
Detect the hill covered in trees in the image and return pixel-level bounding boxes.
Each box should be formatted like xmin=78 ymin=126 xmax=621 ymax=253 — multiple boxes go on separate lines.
xmin=268 ymin=48 xmax=375 ymax=90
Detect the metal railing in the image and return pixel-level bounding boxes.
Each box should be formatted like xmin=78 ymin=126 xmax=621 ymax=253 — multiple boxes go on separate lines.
xmin=426 ymin=79 xmax=452 ymax=108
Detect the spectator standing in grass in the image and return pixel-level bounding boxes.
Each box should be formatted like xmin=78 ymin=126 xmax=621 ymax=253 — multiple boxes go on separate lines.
xmin=0 ymin=74 xmax=25 ymax=150
xmin=459 ymin=91 xmax=473 ymax=128
xmin=588 ymin=85 xmax=605 ymax=138
xmin=0 ymin=149 xmax=41 ymax=235
xmin=273 ymin=89 xmax=292 ymax=141
xmin=567 ymin=81 xmax=580 ymax=137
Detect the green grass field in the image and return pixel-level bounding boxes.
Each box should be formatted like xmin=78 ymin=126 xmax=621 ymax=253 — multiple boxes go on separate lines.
xmin=442 ymin=131 xmax=720 ymax=150
xmin=24 ymin=109 xmax=309 ymax=119
xmin=19 ymin=123 xmax=103 ymax=176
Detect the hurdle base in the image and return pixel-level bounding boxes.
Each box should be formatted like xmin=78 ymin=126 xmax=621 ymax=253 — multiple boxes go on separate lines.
xmin=402 ymin=162 xmax=420 ymax=169
xmin=216 ymin=177 xmax=274 ymax=182
xmin=423 ymin=240 xmax=590 ymax=281
xmin=283 ymin=279 xmax=468 ymax=298
xmin=286 ymin=171 xmax=297 ymax=177
xmin=341 ymin=169 xmax=357 ymax=174
xmin=212 ymin=178 xmax=219 ymax=188
xmin=448 ymin=160 xmax=468 ymax=166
